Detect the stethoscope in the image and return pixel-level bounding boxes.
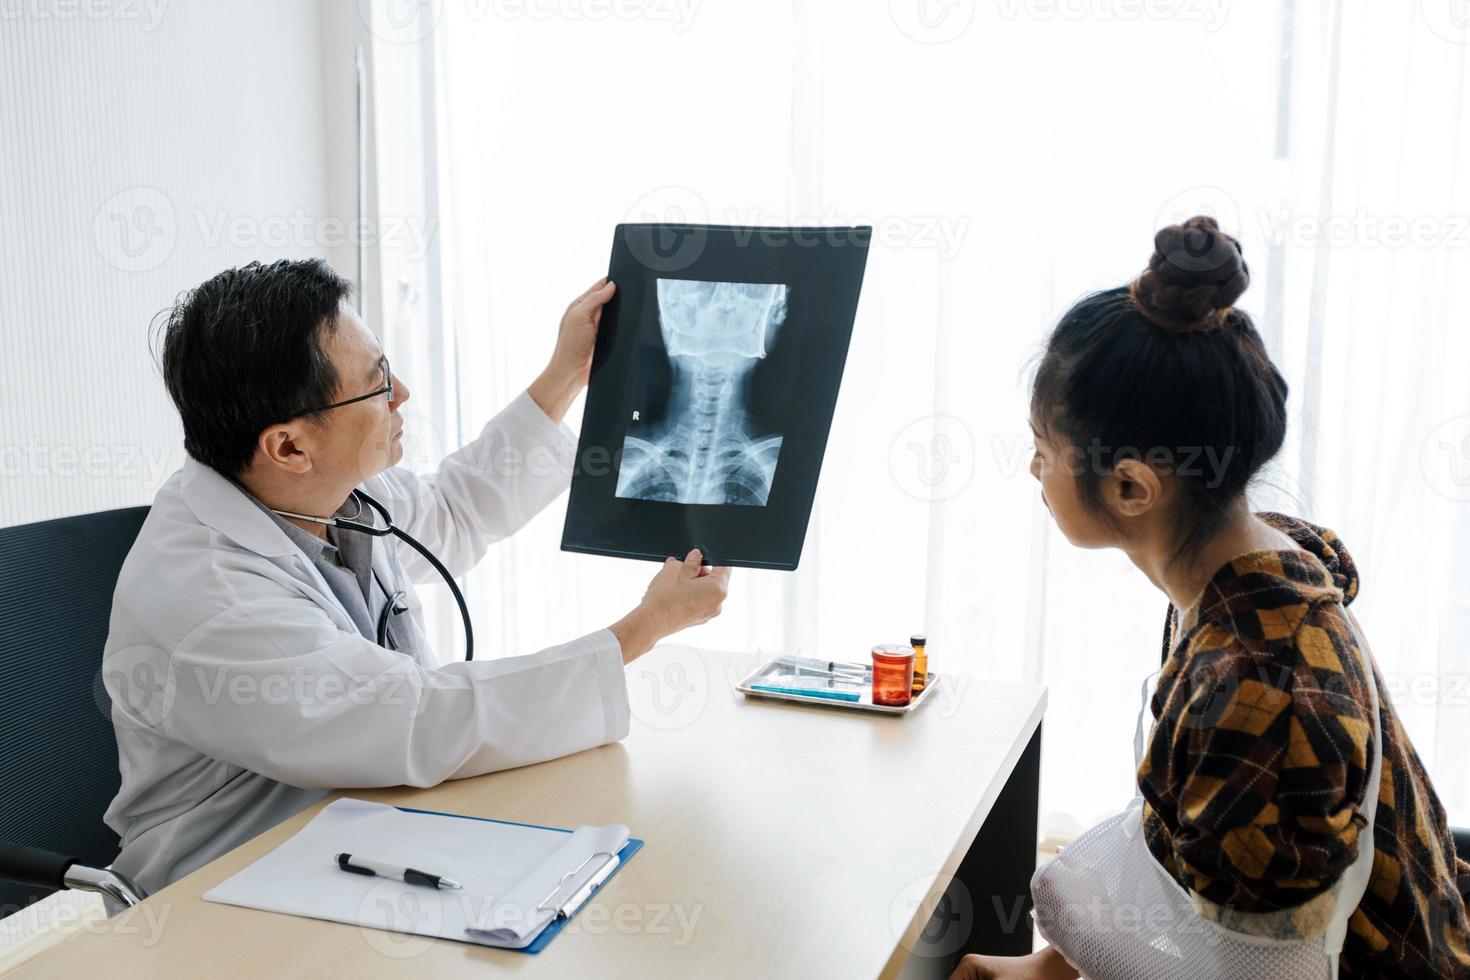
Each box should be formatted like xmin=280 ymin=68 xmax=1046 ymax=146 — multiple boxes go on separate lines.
xmin=272 ymin=488 xmax=475 ymax=661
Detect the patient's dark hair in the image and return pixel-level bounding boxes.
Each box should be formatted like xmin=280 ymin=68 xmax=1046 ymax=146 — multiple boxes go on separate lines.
xmin=1030 ymin=216 xmax=1288 ymax=562
xmin=157 ymin=258 xmax=354 ymax=479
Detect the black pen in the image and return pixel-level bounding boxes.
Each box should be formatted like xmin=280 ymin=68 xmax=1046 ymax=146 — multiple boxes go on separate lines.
xmin=334 ymin=853 xmax=463 ymax=890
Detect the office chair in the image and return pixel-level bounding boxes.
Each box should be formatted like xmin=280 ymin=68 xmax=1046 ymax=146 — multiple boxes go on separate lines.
xmin=0 ymin=506 xmax=151 ymax=917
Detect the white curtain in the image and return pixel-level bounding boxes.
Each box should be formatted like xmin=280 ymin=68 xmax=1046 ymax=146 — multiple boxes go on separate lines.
xmin=1271 ymin=0 xmax=1470 ymax=819
xmin=394 ymin=0 xmax=1470 ymax=837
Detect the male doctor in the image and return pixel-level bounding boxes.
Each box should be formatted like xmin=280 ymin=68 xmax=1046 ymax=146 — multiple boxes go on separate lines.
xmin=103 ymin=258 xmax=730 ymax=899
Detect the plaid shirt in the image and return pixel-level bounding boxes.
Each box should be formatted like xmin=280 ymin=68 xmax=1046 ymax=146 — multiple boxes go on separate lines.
xmin=1139 ymin=513 xmax=1470 ymax=979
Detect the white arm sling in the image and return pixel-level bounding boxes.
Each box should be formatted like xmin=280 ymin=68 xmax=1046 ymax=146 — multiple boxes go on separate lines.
xmin=1030 ymin=610 xmax=1382 ymax=980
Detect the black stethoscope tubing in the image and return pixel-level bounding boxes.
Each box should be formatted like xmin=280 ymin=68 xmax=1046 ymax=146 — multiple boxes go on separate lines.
xmin=273 ymin=488 xmax=475 ymax=662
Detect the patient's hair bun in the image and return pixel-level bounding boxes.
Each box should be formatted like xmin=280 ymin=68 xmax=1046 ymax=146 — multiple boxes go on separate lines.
xmin=1131 ymin=215 xmax=1250 ymax=331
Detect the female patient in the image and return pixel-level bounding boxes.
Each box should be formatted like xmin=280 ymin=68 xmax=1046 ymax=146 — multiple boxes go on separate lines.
xmin=955 ymin=218 xmax=1470 ymax=979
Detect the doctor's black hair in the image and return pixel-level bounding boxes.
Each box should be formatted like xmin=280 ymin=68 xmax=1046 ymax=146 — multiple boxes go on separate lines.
xmin=157 ymin=258 xmax=355 ymax=478
xmin=1029 ymin=216 xmax=1289 ymax=564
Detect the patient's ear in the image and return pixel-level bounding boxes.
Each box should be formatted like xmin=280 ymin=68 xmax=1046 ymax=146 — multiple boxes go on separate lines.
xmin=1101 ymin=457 xmax=1162 ymax=518
xmin=255 ymin=423 xmax=314 ymax=476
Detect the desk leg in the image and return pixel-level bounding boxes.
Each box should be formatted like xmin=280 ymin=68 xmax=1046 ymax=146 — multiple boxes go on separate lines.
xmin=959 ymin=721 xmax=1041 ymax=957
xmin=897 ymin=721 xmax=1042 ymax=979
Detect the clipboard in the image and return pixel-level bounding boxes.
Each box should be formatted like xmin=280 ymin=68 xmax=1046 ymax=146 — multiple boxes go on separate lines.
xmin=202 ymin=798 xmax=645 ymax=955
xmin=396 ymin=804 xmax=645 ymax=954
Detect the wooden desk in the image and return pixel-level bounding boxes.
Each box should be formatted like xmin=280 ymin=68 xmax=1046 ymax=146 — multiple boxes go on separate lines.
xmin=9 ymin=646 xmax=1045 ymax=980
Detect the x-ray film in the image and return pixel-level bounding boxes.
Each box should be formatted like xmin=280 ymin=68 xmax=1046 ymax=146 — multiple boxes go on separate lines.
xmin=562 ymin=223 xmax=870 ymax=570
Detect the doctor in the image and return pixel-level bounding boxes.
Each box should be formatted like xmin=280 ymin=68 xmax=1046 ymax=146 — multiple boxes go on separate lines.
xmin=103 ymin=258 xmax=731 ymax=900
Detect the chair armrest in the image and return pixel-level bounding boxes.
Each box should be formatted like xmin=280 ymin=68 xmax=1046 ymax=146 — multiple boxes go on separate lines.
xmin=62 ymin=864 xmax=146 ymax=909
xmin=0 ymin=841 xmax=146 ymax=909
xmin=0 ymin=841 xmax=74 ymax=891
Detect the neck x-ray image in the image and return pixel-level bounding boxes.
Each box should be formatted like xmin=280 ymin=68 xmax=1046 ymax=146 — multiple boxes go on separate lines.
xmin=563 ymin=223 xmax=871 ymax=571
xmin=616 ymin=279 xmax=790 ymax=507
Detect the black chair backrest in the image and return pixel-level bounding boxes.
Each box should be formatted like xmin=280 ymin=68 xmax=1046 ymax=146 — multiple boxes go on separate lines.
xmin=0 ymin=506 xmax=149 ymax=918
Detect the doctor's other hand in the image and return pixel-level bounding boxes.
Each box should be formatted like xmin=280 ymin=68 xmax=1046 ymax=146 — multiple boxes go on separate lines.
xmin=528 ymin=276 xmax=617 ymax=425
xmin=609 ymin=549 xmax=731 ymax=665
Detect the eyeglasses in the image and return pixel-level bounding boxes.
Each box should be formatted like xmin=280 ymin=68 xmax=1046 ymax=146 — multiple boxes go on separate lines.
xmin=305 ymin=355 xmax=393 ymax=414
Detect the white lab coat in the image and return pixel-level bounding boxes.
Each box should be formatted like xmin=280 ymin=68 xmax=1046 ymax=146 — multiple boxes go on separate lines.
xmin=102 ymin=390 xmax=630 ymax=901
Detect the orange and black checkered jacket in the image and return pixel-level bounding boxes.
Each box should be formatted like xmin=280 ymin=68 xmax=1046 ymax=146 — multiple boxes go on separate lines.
xmin=1139 ymin=513 xmax=1470 ymax=979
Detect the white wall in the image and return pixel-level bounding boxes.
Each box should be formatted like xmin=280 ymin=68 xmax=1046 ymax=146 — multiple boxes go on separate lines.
xmin=0 ymin=0 xmax=375 ymax=959
xmin=0 ymin=0 xmax=369 ymax=527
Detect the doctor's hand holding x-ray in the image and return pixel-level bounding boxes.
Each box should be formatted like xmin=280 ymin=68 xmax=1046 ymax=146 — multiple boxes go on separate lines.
xmin=101 ymin=261 xmax=729 ymax=901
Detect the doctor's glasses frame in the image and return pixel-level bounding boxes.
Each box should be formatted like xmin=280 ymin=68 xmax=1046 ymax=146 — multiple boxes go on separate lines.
xmin=304 ymin=354 xmax=393 ymax=414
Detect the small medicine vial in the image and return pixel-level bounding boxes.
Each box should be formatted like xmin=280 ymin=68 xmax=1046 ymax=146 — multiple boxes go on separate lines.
xmin=871 ymin=644 xmax=916 ymax=707
xmin=910 ymin=634 xmax=928 ymax=696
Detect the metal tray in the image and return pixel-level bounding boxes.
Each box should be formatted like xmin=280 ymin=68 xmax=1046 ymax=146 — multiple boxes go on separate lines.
xmin=736 ymin=656 xmax=938 ymax=715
